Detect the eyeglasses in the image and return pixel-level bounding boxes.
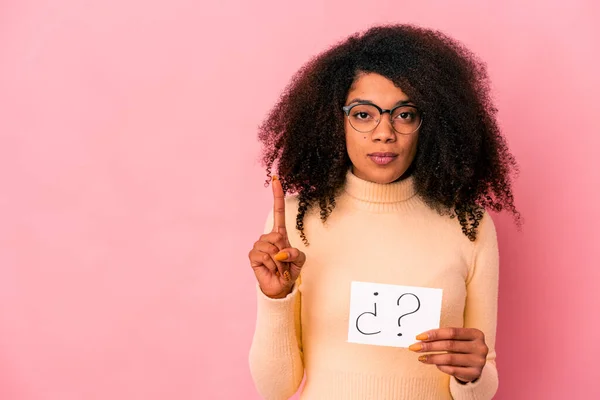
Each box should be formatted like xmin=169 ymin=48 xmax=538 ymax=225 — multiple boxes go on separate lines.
xmin=342 ymin=102 xmax=423 ymax=135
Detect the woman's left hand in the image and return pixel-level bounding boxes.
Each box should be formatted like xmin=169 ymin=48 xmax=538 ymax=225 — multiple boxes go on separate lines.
xmin=409 ymin=327 xmax=488 ymax=384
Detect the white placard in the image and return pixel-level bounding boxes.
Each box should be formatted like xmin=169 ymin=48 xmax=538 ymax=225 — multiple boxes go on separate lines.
xmin=347 ymin=281 xmax=443 ymax=348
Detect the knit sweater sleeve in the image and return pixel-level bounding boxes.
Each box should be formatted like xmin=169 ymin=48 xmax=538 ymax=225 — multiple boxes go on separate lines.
xmin=248 ymin=209 xmax=304 ymax=400
xmin=449 ymin=212 xmax=500 ymax=400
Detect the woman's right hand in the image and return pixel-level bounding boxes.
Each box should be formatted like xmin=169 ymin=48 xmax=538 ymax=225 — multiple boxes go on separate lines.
xmin=248 ymin=176 xmax=306 ymax=299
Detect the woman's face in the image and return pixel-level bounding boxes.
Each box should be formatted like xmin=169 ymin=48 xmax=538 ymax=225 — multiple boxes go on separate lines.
xmin=344 ymin=73 xmax=420 ymax=184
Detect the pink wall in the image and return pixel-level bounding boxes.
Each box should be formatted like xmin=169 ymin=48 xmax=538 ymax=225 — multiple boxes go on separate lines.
xmin=1 ymin=0 xmax=598 ymax=399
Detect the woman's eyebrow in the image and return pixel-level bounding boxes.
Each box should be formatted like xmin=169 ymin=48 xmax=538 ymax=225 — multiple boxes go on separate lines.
xmin=346 ymin=98 xmax=415 ymax=106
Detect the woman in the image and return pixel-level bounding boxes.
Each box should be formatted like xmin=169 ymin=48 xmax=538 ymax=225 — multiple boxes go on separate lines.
xmin=247 ymin=24 xmax=519 ymax=400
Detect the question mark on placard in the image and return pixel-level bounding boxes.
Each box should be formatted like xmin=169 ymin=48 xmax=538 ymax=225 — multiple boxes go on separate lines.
xmin=396 ymin=293 xmax=421 ymax=336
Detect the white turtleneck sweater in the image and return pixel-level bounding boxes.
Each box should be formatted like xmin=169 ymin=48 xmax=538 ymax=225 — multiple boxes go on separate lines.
xmin=249 ymin=171 xmax=500 ymax=400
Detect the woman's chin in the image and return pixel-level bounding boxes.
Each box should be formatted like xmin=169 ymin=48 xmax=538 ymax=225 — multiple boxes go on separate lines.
xmin=353 ymin=166 xmax=408 ymax=184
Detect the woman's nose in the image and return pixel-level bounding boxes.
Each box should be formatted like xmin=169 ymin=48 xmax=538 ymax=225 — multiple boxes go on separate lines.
xmin=371 ymin=114 xmax=396 ymax=142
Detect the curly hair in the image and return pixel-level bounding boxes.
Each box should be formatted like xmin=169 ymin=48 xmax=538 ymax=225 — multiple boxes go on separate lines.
xmin=258 ymin=24 xmax=520 ymax=244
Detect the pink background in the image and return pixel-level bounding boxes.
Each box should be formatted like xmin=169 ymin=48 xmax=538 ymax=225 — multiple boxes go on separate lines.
xmin=1 ymin=0 xmax=598 ymax=399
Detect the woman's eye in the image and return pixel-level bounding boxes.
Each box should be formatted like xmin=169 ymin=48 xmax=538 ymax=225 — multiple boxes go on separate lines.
xmin=353 ymin=112 xmax=372 ymax=120
xmin=395 ymin=112 xmax=414 ymax=121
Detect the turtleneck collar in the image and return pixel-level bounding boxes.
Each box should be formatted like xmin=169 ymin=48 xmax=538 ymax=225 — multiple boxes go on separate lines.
xmin=343 ymin=169 xmax=417 ymax=206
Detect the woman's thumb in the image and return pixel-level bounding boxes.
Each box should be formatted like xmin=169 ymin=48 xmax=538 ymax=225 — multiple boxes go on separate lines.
xmin=274 ymin=248 xmax=306 ymax=267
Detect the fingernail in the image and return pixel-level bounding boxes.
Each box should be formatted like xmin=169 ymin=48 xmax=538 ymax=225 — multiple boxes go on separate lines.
xmin=282 ymin=270 xmax=291 ymax=281
xmin=408 ymin=343 xmax=423 ymax=352
xmin=272 ymin=175 xmax=278 ymax=181
xmin=416 ymin=333 xmax=429 ymax=341
xmin=418 ymin=355 xmax=427 ymax=362
xmin=274 ymin=252 xmax=288 ymax=261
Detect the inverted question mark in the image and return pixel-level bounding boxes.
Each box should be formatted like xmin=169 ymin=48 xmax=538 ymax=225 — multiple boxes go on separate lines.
xmin=355 ymin=292 xmax=382 ymax=336
xmin=396 ymin=293 xmax=421 ymax=336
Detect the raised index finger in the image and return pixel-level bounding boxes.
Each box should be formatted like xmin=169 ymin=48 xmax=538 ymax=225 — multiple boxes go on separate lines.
xmin=271 ymin=175 xmax=287 ymax=235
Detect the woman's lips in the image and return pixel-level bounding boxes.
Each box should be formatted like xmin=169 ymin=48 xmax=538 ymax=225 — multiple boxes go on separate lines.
xmin=368 ymin=152 xmax=398 ymax=165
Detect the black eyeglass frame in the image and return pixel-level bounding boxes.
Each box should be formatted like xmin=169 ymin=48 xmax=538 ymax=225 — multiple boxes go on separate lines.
xmin=342 ymin=102 xmax=424 ymax=135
